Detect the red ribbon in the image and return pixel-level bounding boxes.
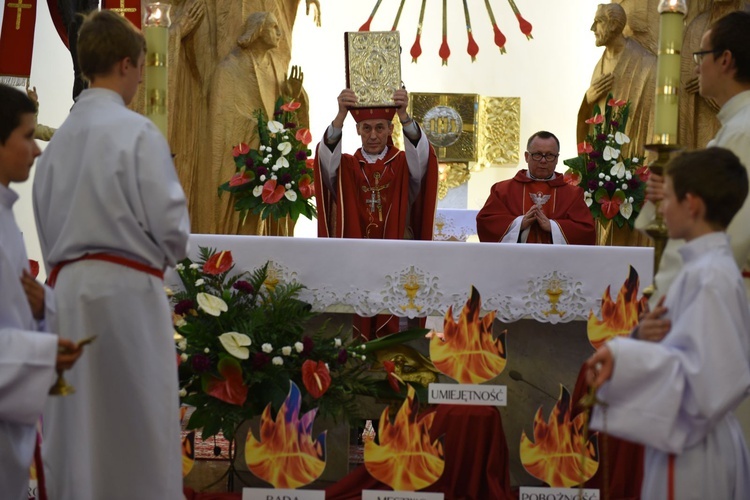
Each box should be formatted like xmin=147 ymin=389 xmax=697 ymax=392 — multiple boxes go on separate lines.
xmin=0 ymin=0 xmax=37 ymax=84
xmin=102 ymin=0 xmax=142 ymax=29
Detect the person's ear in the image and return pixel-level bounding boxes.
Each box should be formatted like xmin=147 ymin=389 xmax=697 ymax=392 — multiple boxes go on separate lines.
xmin=684 ymin=193 xmax=705 ymax=220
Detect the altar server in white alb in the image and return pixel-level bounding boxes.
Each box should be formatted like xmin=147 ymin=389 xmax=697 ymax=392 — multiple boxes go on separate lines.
xmin=586 ymin=148 xmax=750 ymax=500
xmin=0 ymin=84 xmax=82 ymax=500
xmin=32 ymin=10 xmax=190 ymax=500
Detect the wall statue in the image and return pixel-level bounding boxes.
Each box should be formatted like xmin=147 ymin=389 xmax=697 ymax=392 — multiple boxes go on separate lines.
xmin=578 ymin=3 xmax=657 ymax=157
xmin=167 ymin=0 xmax=320 ymax=234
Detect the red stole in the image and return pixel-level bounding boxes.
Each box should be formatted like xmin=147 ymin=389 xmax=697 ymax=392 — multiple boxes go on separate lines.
xmin=522 ymin=180 xmax=556 ymax=244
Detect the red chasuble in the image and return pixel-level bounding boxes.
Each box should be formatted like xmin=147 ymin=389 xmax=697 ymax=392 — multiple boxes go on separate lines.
xmin=314 ymin=142 xmax=439 ymax=339
xmin=476 ymin=170 xmax=596 ymax=245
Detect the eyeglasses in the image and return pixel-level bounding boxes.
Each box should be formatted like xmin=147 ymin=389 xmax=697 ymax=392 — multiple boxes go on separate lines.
xmin=693 ymin=49 xmax=722 ymax=64
xmin=528 ymin=152 xmax=559 ymax=162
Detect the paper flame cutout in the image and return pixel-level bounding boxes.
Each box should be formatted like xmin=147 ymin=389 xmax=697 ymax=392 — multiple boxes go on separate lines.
xmin=244 ymin=381 xmax=326 ymax=489
xmin=588 ymin=266 xmax=648 ymax=349
xmin=520 ymin=385 xmax=599 ymax=487
xmin=365 ymin=385 xmax=444 ymax=491
xmin=430 ymin=286 xmax=507 ymax=383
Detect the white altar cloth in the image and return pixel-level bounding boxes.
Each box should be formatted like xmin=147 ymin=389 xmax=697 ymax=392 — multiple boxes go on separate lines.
xmin=177 ymin=235 xmax=654 ymax=324
xmin=433 ymin=209 xmax=479 ymax=241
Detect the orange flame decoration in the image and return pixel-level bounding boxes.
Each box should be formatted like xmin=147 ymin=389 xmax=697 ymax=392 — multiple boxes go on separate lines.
xmin=429 ymin=286 xmax=507 ymax=383
xmin=365 ymin=385 xmax=444 ymax=490
xmin=520 ymin=385 xmax=599 ymax=487
xmin=244 ymin=382 xmax=326 ymax=489
xmin=588 ymin=266 xmax=648 ymax=349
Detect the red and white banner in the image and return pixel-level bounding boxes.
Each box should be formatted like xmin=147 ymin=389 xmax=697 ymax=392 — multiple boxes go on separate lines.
xmin=0 ymin=0 xmax=37 ymax=85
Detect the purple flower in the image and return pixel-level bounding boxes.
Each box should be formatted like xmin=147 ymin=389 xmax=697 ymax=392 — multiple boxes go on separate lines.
xmin=256 ymin=166 xmax=268 ymax=177
xmin=337 ymin=349 xmax=348 ymax=364
xmin=252 ymin=352 xmax=270 ymax=369
xmin=589 ymin=151 xmax=602 ymax=159
xmin=174 ymin=299 xmax=195 ymax=315
xmin=244 ymin=157 xmax=254 ymax=168
xmin=588 ymin=179 xmax=598 ymax=190
xmin=596 ymin=133 xmax=607 ymax=142
xmin=280 ymin=173 xmax=293 ymax=184
xmin=191 ymin=354 xmax=212 ymax=373
xmin=610 ymin=120 xmax=619 ymax=129
xmin=233 ymin=280 xmax=254 ymax=294
xmin=628 ymin=178 xmax=641 ymax=190
xmin=604 ymin=181 xmax=616 ymax=191
xmin=295 ymin=150 xmax=308 ymax=161
xmin=586 ymin=161 xmax=597 ymax=172
xmin=302 ymin=336 xmax=314 ymax=355
xmin=285 ymin=122 xmax=296 ymax=129
xmin=274 ymin=109 xmax=283 ymax=116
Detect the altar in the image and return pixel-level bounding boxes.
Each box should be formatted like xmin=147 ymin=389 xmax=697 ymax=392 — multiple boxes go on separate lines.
xmin=178 ymin=235 xmax=653 ymax=497
xmin=180 ymin=234 xmax=654 ymax=324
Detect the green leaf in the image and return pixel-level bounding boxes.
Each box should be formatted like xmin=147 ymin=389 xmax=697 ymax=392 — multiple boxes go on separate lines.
xmin=363 ymin=328 xmax=431 ymax=354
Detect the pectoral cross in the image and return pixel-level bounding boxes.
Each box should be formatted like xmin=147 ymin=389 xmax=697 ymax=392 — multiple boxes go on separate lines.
xmin=361 ymin=172 xmax=388 ymax=222
xmin=7 ymin=0 xmax=32 ymax=30
xmin=109 ymin=0 xmax=136 ymax=17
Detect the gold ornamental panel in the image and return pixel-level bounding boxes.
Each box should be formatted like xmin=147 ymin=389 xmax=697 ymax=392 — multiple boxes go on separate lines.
xmin=476 ymin=96 xmax=520 ymax=170
xmin=345 ymin=31 xmax=402 ymax=108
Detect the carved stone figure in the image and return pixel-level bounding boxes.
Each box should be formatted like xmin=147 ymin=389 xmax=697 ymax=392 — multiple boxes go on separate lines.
xmin=679 ymin=0 xmax=750 ymax=150
xmin=167 ymin=0 xmax=320 ymax=234
xmin=208 ymin=12 xmax=307 ymax=235
xmin=578 ymin=3 xmax=657 ymax=157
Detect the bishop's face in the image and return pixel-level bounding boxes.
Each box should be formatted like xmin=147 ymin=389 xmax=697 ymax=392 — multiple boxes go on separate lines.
xmin=357 ymin=119 xmax=393 ymax=155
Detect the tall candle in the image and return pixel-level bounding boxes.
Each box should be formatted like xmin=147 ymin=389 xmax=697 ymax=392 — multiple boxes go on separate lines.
xmin=143 ymin=3 xmax=171 ymax=138
xmin=652 ymin=0 xmax=687 ymax=145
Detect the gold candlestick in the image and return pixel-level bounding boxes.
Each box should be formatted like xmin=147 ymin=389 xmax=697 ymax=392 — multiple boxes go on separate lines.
xmin=49 ymin=335 xmax=97 ymax=396
xmin=644 ymin=0 xmax=687 ymax=294
xmin=143 ymin=3 xmax=171 ymax=138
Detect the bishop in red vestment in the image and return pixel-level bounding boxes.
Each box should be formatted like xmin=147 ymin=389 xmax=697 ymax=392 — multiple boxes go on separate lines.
xmin=314 ymin=88 xmax=439 ymax=339
xmin=477 ymin=131 xmax=596 ymax=245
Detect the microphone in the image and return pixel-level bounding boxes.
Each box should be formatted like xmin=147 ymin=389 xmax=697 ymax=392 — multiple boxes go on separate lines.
xmin=509 ymin=370 xmax=557 ymax=401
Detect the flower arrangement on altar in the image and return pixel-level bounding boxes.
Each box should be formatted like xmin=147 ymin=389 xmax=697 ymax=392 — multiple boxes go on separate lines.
xmin=170 ymin=248 xmax=424 ymax=442
xmin=218 ymin=98 xmax=316 ymax=224
xmin=563 ymin=95 xmax=650 ymax=229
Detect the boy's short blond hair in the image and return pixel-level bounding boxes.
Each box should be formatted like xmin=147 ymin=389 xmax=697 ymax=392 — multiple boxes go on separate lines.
xmin=77 ymin=9 xmax=146 ymax=82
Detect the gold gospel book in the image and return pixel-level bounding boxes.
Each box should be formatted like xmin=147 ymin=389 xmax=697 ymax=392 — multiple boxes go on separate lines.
xmin=345 ymin=31 xmax=402 ymax=109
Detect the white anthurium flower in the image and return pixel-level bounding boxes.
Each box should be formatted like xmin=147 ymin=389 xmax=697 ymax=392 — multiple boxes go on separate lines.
xmin=284 ymin=190 xmax=298 ymax=202
xmin=267 ymin=120 xmax=285 ymax=134
xmin=219 ymin=332 xmax=252 ymax=359
xmin=253 ymin=185 xmax=263 ymax=197
xmin=614 ymin=131 xmax=631 ymax=145
xmin=620 ymin=200 xmax=633 ymax=219
xmin=610 ymin=161 xmax=626 ymax=179
xmin=584 ymin=191 xmax=593 ymax=207
xmin=277 ymin=141 xmax=292 ymax=156
xmin=196 ymin=292 xmax=228 ymax=317
xmin=275 ymin=156 xmax=289 ymax=169
xmin=603 ymin=145 xmax=620 ymax=161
